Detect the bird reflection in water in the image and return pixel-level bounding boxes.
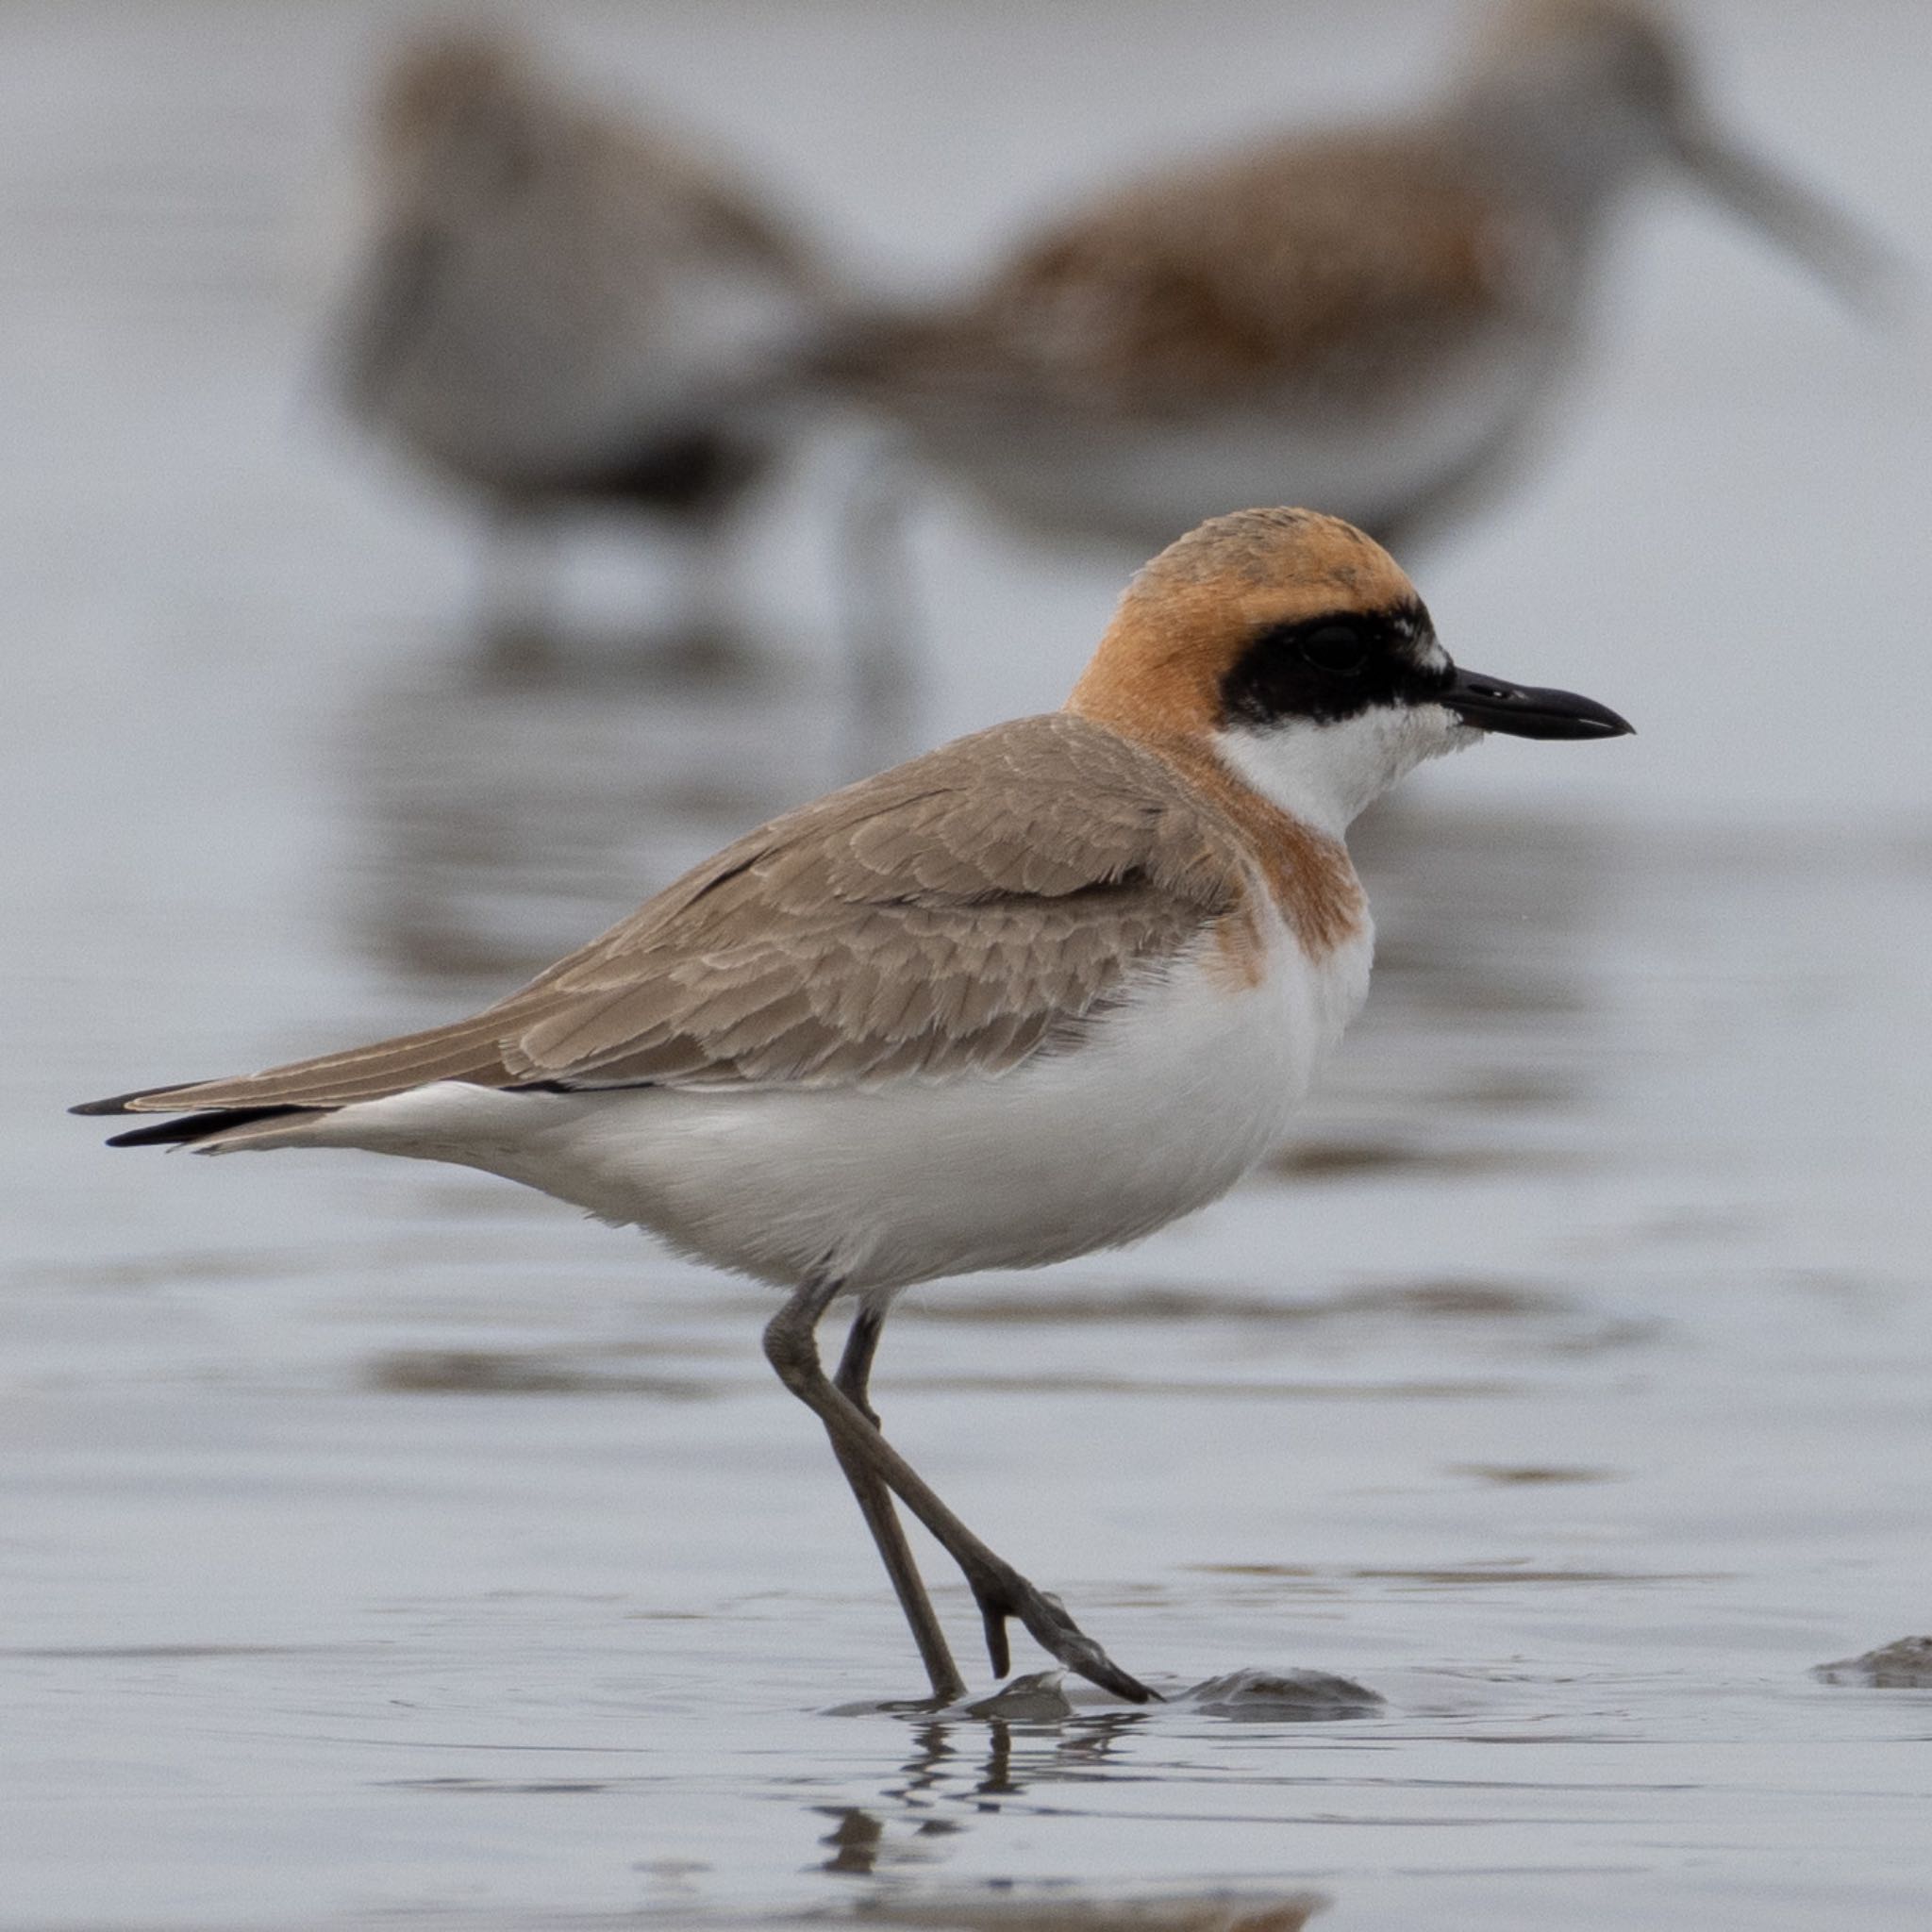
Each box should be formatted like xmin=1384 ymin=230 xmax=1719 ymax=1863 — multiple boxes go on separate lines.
xmin=814 ymin=1714 xmax=1144 ymax=1879
xmin=811 ymin=1718 xmax=1328 ymax=1929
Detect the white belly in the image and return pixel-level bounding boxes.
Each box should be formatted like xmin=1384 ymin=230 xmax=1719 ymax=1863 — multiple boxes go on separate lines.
xmin=299 ymin=922 xmax=1373 ymax=1294
xmin=907 ymin=328 xmax=1552 ymax=548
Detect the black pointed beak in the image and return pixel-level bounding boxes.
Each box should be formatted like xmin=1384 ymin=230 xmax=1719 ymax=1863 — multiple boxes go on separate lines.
xmin=1441 ymin=667 xmax=1634 ymax=741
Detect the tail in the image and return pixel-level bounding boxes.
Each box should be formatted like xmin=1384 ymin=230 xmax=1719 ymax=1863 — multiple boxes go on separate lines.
xmin=70 ymin=1002 xmax=523 ymax=1151
xmin=73 ymin=1090 xmax=332 ymax=1153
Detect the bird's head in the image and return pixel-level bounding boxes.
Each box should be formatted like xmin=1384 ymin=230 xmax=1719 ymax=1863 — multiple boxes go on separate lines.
xmin=372 ymin=27 xmax=555 ymax=208
xmin=1470 ymin=0 xmax=1690 ymax=150
xmin=1067 ymin=508 xmax=1630 ymax=837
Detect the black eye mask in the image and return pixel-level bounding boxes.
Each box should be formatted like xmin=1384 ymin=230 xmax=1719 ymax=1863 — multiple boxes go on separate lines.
xmin=1218 ymin=600 xmax=1445 ymax=727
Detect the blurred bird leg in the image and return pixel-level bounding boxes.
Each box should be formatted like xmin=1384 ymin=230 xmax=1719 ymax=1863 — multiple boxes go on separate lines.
xmin=837 ymin=435 xmax=922 ymax=778
xmin=651 ymin=510 xmax=758 ymax=681
xmin=477 ymin=504 xmax=561 ymax=680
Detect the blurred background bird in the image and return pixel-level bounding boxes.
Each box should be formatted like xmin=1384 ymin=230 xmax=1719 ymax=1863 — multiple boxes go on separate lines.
xmin=819 ymin=0 xmax=1894 ymax=559
xmin=332 ymin=25 xmax=836 ymax=675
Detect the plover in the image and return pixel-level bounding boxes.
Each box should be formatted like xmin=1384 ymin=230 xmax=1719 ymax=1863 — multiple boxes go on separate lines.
xmin=76 ymin=508 xmax=1631 ymax=1704
xmin=334 ymin=27 xmax=830 ymax=658
xmin=823 ymin=0 xmax=1890 ymax=552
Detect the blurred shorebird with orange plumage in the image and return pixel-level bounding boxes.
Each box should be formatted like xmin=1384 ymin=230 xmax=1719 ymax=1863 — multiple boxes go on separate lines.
xmin=823 ymin=0 xmax=1892 ymax=555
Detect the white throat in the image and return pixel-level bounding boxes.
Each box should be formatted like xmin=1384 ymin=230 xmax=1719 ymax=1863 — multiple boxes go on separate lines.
xmin=1213 ymin=705 xmax=1475 ymax=840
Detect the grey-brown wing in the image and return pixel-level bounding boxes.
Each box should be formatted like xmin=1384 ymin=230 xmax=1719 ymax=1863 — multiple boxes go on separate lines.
xmin=908 ymin=129 xmax=1514 ymax=414
xmin=89 ymin=716 xmax=1245 ymax=1116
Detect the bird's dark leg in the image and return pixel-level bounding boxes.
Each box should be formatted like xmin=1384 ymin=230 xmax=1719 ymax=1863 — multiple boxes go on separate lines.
xmin=835 ymin=439 xmax=919 ymax=778
xmin=654 ymin=509 xmax=750 ymax=680
xmin=478 ymin=502 xmax=559 ymax=679
xmin=828 ymin=1302 xmax=966 ymax=1705
xmin=763 ymin=1275 xmax=1158 ymax=1705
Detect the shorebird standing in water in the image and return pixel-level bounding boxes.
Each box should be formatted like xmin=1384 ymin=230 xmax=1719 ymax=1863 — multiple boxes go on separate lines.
xmin=824 ymin=0 xmax=1891 ymax=555
xmin=77 ymin=508 xmax=1631 ymax=1704
xmin=334 ymin=28 xmax=831 ymax=668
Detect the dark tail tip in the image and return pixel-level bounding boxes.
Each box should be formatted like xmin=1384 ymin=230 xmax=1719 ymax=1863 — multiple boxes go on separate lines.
xmin=101 ymin=1105 xmax=314 ymax=1149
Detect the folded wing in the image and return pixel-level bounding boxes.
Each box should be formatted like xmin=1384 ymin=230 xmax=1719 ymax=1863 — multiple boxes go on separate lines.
xmin=826 ymin=129 xmax=1513 ymax=418
xmin=77 ymin=715 xmax=1249 ymax=1124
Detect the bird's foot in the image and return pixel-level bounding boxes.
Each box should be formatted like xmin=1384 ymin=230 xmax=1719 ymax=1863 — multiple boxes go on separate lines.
xmin=967 ymin=1564 xmax=1159 ymax=1705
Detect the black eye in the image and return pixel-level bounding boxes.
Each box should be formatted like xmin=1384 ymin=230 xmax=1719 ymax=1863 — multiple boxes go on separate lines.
xmin=1300 ymin=624 xmax=1368 ymax=675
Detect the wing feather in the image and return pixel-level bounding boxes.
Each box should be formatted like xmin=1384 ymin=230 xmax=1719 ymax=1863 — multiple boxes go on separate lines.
xmin=88 ymin=715 xmax=1252 ymax=1118
xmin=838 ymin=127 xmax=1517 ymax=418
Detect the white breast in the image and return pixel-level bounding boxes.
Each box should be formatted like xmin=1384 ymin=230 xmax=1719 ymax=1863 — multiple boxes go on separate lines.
xmin=302 ymin=915 xmax=1374 ymax=1296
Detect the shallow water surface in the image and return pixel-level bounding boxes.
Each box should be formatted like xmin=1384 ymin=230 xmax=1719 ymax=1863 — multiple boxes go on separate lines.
xmin=13 ymin=800 xmax=1932 ymax=1932
xmin=5 ymin=4 xmax=1932 ymax=1929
